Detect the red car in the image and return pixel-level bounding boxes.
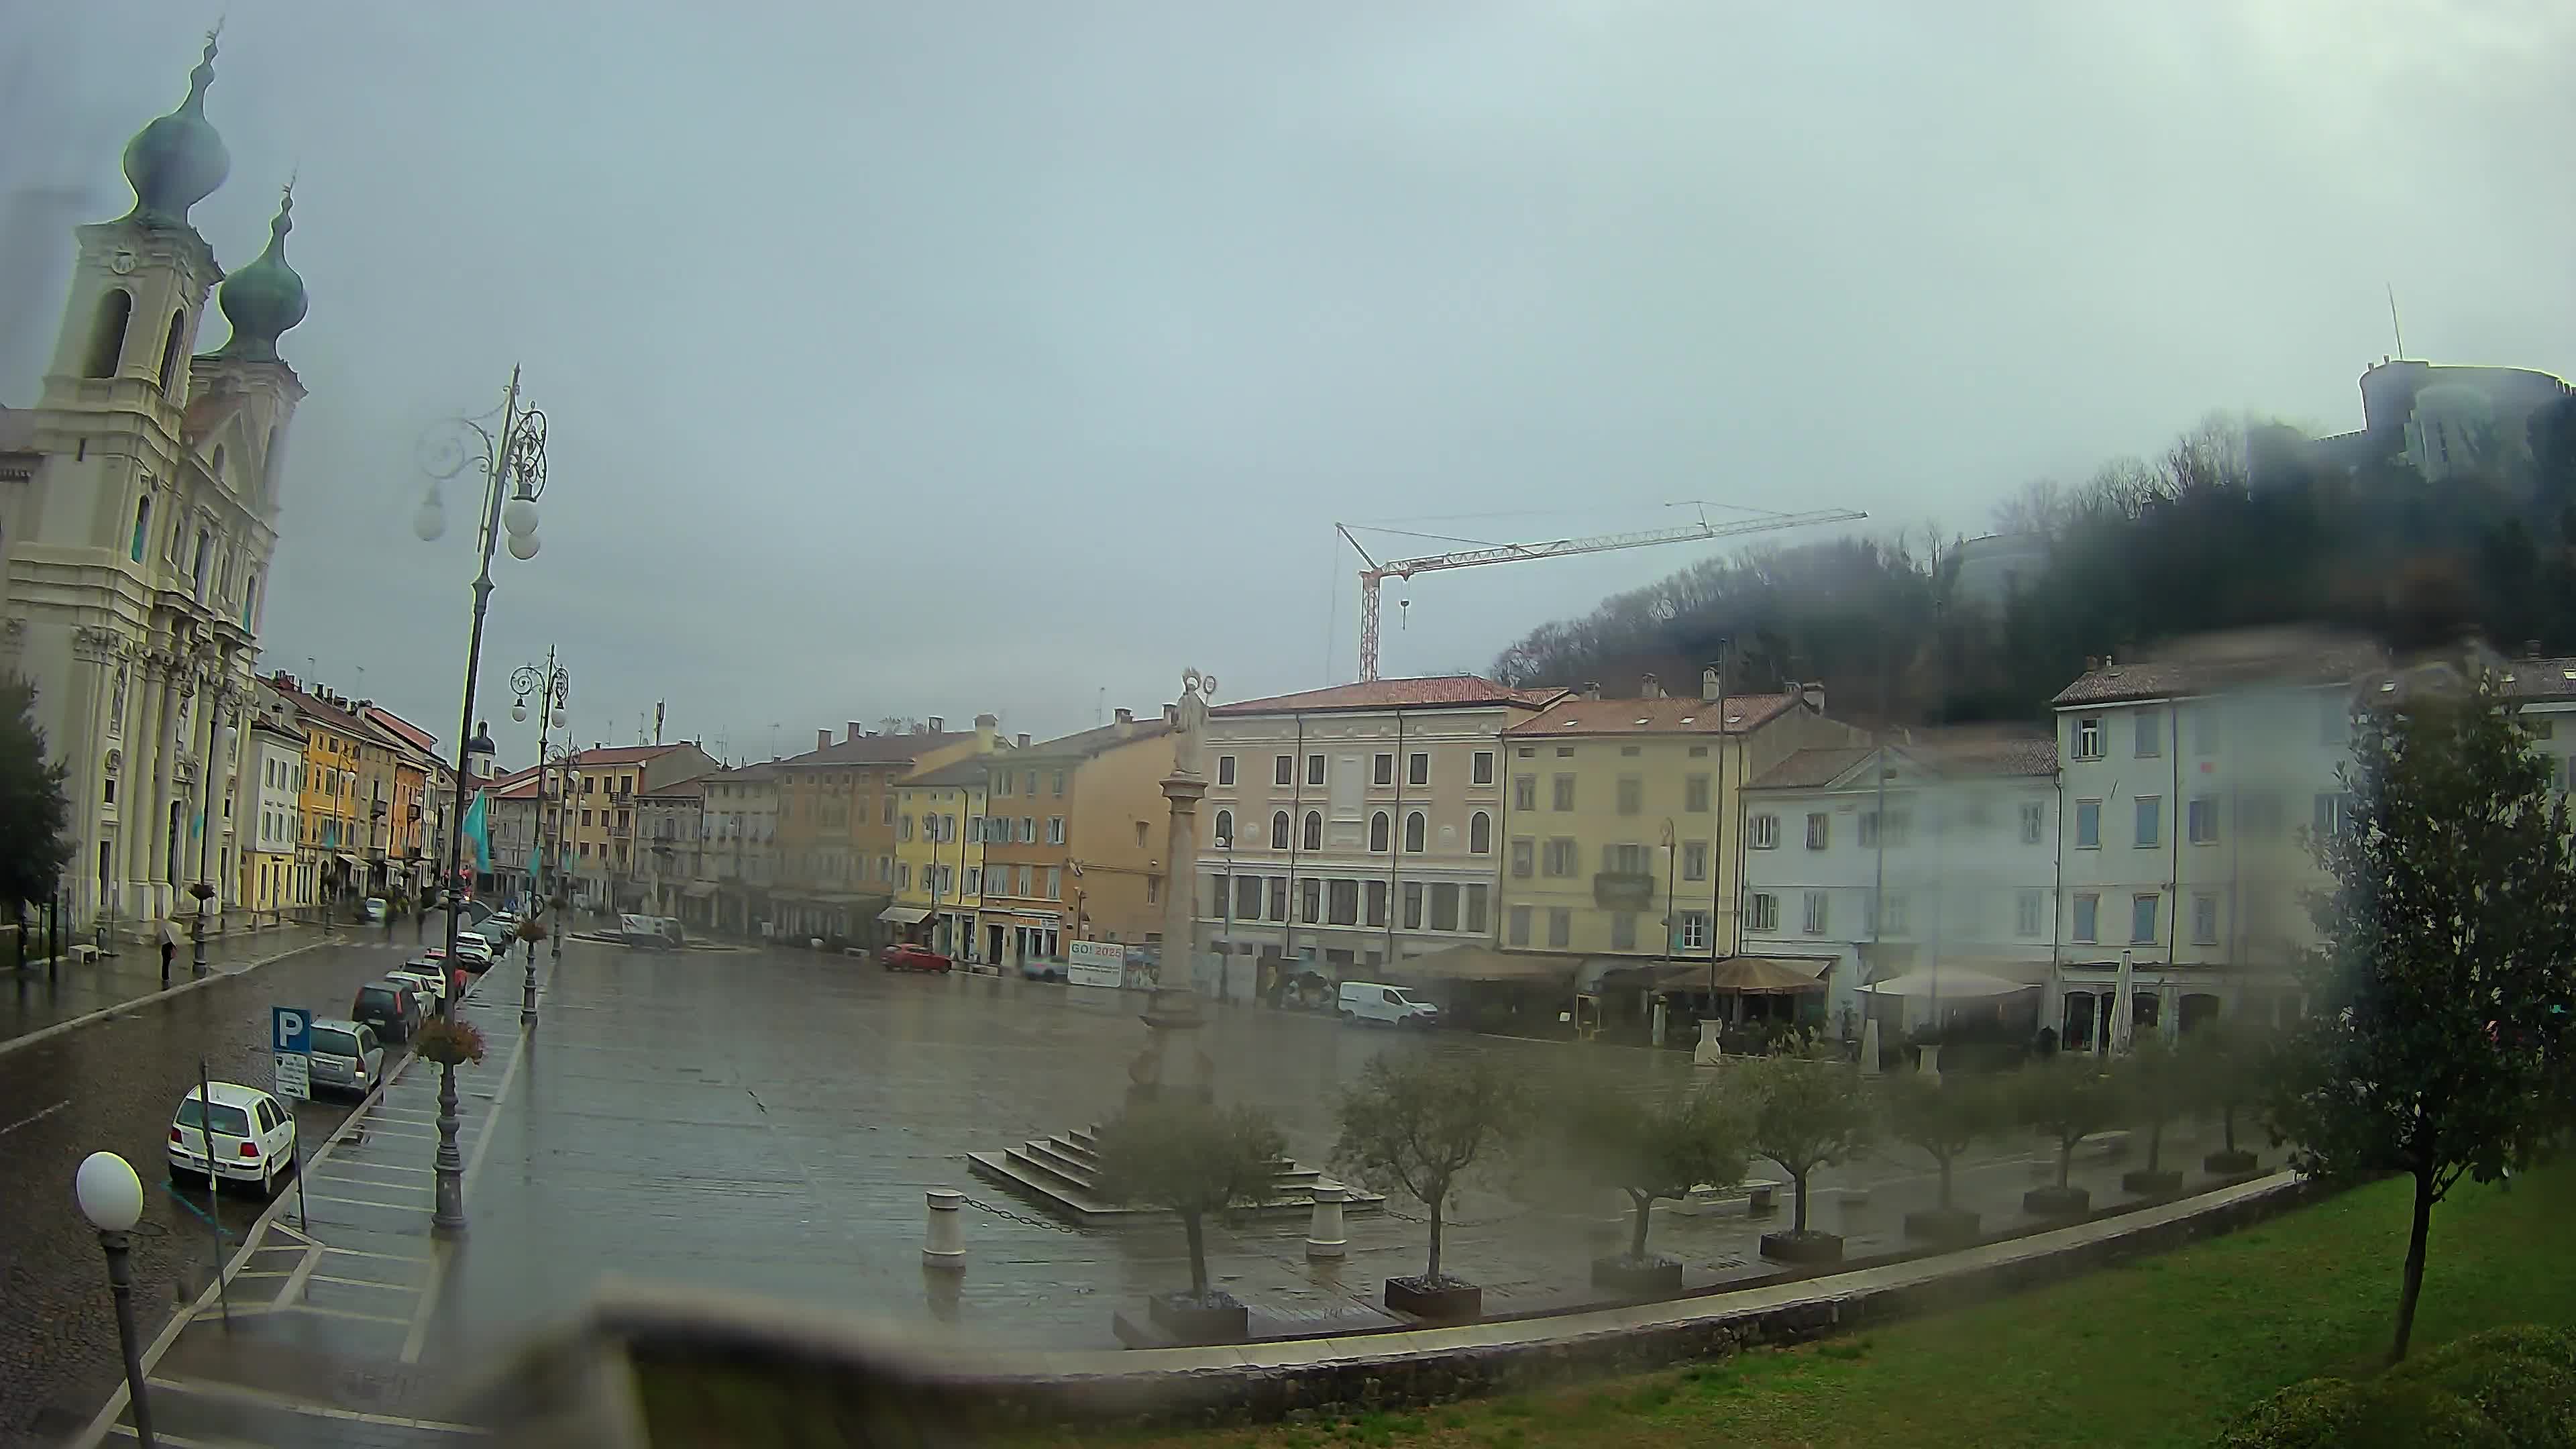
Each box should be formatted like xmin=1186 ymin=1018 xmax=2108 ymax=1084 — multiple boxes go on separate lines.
xmin=881 ymin=943 xmax=952 ymax=974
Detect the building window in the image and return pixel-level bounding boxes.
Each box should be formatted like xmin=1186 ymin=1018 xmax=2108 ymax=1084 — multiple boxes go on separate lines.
xmin=965 ymin=867 xmax=981 ymax=894
xmin=1802 ymin=891 xmax=1828 ymax=936
xmin=1468 ymin=811 xmax=1492 ymax=854
xmin=1328 ymin=879 xmax=1358 ymax=925
xmin=2312 ymin=792 xmax=2353 ymax=838
xmin=1603 ymin=842 xmax=1649 ymax=875
xmin=2192 ymin=892 xmax=2219 ymax=945
xmin=1303 ymin=811 xmax=1322 ymax=851
xmin=2187 ymin=796 xmax=2217 ymax=845
xmin=1542 ymin=837 xmax=1577 ymax=876
xmin=1866 ymin=892 xmax=1909 ymax=936
xmin=2074 ymin=799 xmax=2100 ymax=848
xmin=1213 ymin=809 xmax=1233 ymax=847
xmin=1509 ymin=837 xmax=1533 ymax=877
xmin=1373 ymin=753 xmax=1394 ymax=786
xmin=129 ymin=494 xmax=152 ymax=563
xmin=1271 ymin=810 xmax=1291 ymax=849
xmin=2016 ymin=801 xmax=2044 ymax=845
xmin=1805 ymin=812 xmax=1829 ymax=850
xmin=1746 ymin=894 xmax=1778 ymax=932
xmin=1471 ymin=751 xmax=1495 ymax=785
xmin=2131 ymin=893 xmax=2160 ymax=945
xmin=1512 ymin=775 xmax=1536 ymax=810
xmin=1609 ymin=910 xmax=1638 ymax=949
xmin=1683 ymin=773 xmax=1711 ymax=812
xmin=1234 ymin=875 xmax=1258 ymax=918
xmin=1547 ymin=907 xmax=1571 ymax=949
xmin=103 ymin=772 xmax=115 ymax=804
xmin=1022 ymin=770 xmax=1038 ymax=796
xmin=1364 ymin=879 xmax=1387 ymax=926
xmin=2194 ymin=706 xmax=2220 ymax=755
xmin=1464 ymin=885 xmax=1487 ymax=934
xmin=2016 ymin=890 xmax=2044 ymax=938
xmin=1269 ymin=877 xmax=1287 ymax=919
xmin=1552 ymin=774 xmax=1575 ymax=811
xmin=1680 ymin=841 xmax=1708 ymax=881
xmin=1507 ymin=905 xmax=1532 ymax=947
xmin=2135 ymin=708 xmax=2162 ymax=758
xmin=1749 ymin=814 xmax=1778 ymax=849
xmin=1677 ymin=910 xmax=1711 ymax=950
xmin=1306 ymin=754 xmax=1325 ymax=786
xmin=1216 ymin=755 xmax=1236 ymax=786
xmin=1616 ymin=776 xmax=1642 ymax=815
xmin=1047 ymin=816 xmax=1065 ymax=845
xmin=2135 ymin=796 xmax=2162 ymax=849
xmin=1369 ymin=811 xmax=1390 ymax=852
xmin=86 ymin=289 xmax=131 ymax=378
xmin=1273 ymin=755 xmax=1293 ymax=786
xmin=1301 ymin=878 xmax=1323 ymax=924
xmin=1052 ymin=771 xmax=1066 ymax=796
xmin=1044 ymin=866 xmax=1061 ymax=898
xmin=1401 ymin=881 xmax=1422 ymax=928
xmin=2072 ymin=716 xmax=2103 ymax=760
xmin=1430 ymin=882 xmax=1460 ymax=931
xmin=1407 ymin=752 xmax=1430 ymax=787
xmin=1147 ymin=875 xmax=1161 ymax=904
xmin=1403 ymin=811 xmax=1426 ymax=852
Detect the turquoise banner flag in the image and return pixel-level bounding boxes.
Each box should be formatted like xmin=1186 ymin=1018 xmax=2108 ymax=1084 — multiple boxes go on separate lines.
xmin=461 ymin=788 xmax=490 ymax=873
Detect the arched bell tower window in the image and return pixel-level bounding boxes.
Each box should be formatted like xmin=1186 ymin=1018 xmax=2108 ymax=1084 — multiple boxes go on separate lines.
xmin=86 ymin=290 xmax=132 ymax=378
xmin=156 ymin=309 xmax=186 ymax=392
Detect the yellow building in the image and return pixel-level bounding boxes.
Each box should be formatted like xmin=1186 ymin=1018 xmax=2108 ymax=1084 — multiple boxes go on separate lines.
xmin=268 ymin=676 xmax=369 ymax=904
xmin=892 ymin=759 xmax=991 ymax=957
xmin=977 ymin=710 xmax=1173 ymax=971
xmin=1496 ymin=671 xmax=1859 ymax=965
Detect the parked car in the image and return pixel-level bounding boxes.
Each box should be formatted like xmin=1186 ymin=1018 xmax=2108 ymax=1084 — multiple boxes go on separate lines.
xmin=306 ymin=1018 xmax=385 ymax=1097
xmin=168 ymin=1081 xmax=297 ymax=1195
xmin=352 ymin=979 xmax=425 ymax=1044
xmin=1338 ymin=980 xmax=1441 ymax=1028
xmin=617 ymin=914 xmax=684 ymax=950
xmin=882 ymin=943 xmax=953 ymax=974
xmin=386 ymin=967 xmax=447 ymax=1014
xmin=362 ymin=896 xmax=391 ymax=924
xmin=453 ymin=934 xmax=496 ymax=971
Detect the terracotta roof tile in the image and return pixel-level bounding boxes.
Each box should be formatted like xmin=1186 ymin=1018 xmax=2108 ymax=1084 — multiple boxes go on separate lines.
xmin=1749 ymin=728 xmax=2056 ymax=790
xmin=1505 ymin=694 xmax=1798 ymax=737
xmin=2050 ymin=628 xmax=2384 ymax=707
xmin=570 ymin=743 xmax=690 ymax=767
xmin=1014 ymin=718 xmax=1173 ymax=763
xmin=1748 ymin=747 xmax=1876 ymax=790
xmin=2495 ymin=657 xmax=2576 ymax=703
xmin=1214 ymin=676 xmax=1563 ymax=716
xmin=773 ymin=731 xmax=983 ymax=767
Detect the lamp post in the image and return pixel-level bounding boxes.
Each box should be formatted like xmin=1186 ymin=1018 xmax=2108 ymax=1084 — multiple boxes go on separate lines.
xmin=75 ymin=1150 xmax=154 ymax=1448
xmin=512 ymin=653 xmax=568 ymax=1030
xmin=415 ymin=367 xmax=549 ymax=1241
xmin=1217 ymin=830 xmax=1236 ymax=1003
xmin=551 ymin=754 xmax=579 ymax=965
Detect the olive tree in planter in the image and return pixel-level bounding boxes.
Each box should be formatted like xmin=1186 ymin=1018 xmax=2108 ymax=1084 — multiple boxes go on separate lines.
xmin=2015 ymin=1053 xmax=2125 ymax=1217
xmin=1882 ymin=1070 xmax=2004 ymax=1243
xmin=1739 ymin=1044 xmax=1875 ymax=1265
xmin=2182 ymin=1020 xmax=2268 ymax=1175
xmin=1093 ymin=1099 xmax=1286 ymax=1344
xmin=1542 ymin=1074 xmax=1752 ymax=1297
xmin=1332 ymin=1051 xmax=1528 ymax=1321
xmin=2118 ymin=1036 xmax=2189 ymax=1196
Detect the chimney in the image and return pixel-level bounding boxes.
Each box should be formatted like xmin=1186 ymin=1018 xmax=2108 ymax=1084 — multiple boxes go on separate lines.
xmin=1015 ymin=732 xmax=1031 ymax=749
xmin=847 ymin=720 xmax=863 ymax=742
xmin=1164 ymin=702 xmax=1180 ymax=727
xmin=927 ymin=716 xmax=945 ymax=733
xmin=1582 ymin=682 xmax=1603 ymax=701
xmin=1640 ymin=673 xmax=1663 ymax=699
xmin=1114 ymin=706 xmax=1135 ymax=738
xmin=2527 ymin=639 xmax=2544 ymax=659
xmin=975 ymin=712 xmax=998 ymax=751
xmin=1701 ymin=665 xmax=1721 ymax=701
xmin=2085 ymin=655 xmax=2100 ymax=673
xmin=1799 ymin=682 xmax=1828 ymax=714
xmin=816 ymin=729 xmax=831 ymax=751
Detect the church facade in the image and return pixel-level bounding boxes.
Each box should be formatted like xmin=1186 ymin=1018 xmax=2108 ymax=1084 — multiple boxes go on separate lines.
xmin=0 ymin=33 xmax=312 ymax=932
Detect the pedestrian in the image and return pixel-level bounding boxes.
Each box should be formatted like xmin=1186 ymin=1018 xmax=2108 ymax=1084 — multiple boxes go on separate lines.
xmin=157 ymin=917 xmax=179 ymax=987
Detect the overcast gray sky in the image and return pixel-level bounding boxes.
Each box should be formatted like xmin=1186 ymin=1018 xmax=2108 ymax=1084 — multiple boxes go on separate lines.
xmin=5 ymin=1 xmax=2571 ymax=763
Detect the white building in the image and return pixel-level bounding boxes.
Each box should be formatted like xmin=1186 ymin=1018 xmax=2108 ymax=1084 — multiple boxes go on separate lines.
xmin=2047 ymin=629 xmax=2390 ymax=1046
xmin=1738 ymin=729 xmax=2059 ymax=1036
xmin=0 ymin=36 xmax=310 ymax=932
xmin=1198 ymin=676 xmax=1562 ymax=989
xmin=241 ymin=714 xmax=303 ymax=913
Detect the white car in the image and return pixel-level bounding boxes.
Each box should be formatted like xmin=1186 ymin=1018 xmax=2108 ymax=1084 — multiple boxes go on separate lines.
xmin=386 ymin=967 xmax=447 ymax=1014
xmin=168 ymin=1081 xmax=297 ymax=1195
xmin=452 ymin=933 xmax=495 ymax=969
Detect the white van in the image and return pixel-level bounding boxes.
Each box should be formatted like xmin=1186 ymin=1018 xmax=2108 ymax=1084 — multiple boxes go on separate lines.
xmin=1337 ymin=980 xmax=1441 ymax=1028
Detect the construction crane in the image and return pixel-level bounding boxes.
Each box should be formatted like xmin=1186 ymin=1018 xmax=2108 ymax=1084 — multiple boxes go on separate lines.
xmin=1338 ymin=504 xmax=1869 ymax=681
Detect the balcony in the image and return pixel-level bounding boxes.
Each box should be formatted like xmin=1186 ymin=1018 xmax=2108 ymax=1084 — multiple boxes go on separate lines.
xmin=608 ymin=824 xmax=632 ymax=839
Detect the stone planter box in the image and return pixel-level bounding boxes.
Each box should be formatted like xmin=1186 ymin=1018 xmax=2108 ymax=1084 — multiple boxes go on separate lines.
xmin=1383 ymin=1275 xmax=1482 ymax=1322
xmin=1144 ymin=1291 xmax=1248 ymax=1344
xmin=2204 ymin=1149 xmax=2260 ymax=1175
xmin=1758 ymin=1230 xmax=1843 ymax=1265
xmin=2121 ymin=1169 xmax=2185 ymax=1197
xmin=1901 ymin=1206 xmax=1981 ymax=1243
xmin=2023 ymin=1185 xmax=2091 ymax=1218
xmin=1589 ymin=1254 xmax=1684 ymax=1297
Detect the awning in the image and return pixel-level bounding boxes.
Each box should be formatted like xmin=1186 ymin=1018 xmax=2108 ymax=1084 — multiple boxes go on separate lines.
xmin=682 ymin=882 xmax=716 ymax=898
xmin=1655 ymin=956 xmax=1832 ymax=994
xmin=1861 ymin=968 xmax=2040 ymax=1000
xmin=334 ymin=853 xmax=360 ymax=867
xmin=1391 ymin=945 xmax=1583 ymax=987
xmin=877 ymin=906 xmax=932 ymax=925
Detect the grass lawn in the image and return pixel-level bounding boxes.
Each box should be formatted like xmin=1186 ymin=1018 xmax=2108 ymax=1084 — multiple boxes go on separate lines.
xmin=1067 ymin=1159 xmax=2576 ymax=1449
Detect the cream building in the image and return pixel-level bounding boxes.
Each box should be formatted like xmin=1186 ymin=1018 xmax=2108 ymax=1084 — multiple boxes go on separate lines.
xmin=0 ymin=35 xmax=309 ymax=933
xmin=241 ymin=714 xmax=304 ymax=914
xmin=1197 ymin=675 xmax=1563 ymax=990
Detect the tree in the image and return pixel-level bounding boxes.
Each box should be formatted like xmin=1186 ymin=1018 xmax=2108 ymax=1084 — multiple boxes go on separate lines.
xmin=1093 ymin=1101 xmax=1285 ymax=1300
xmin=1544 ymin=1075 xmax=1752 ymax=1264
xmin=1737 ymin=1044 xmax=1875 ymax=1238
xmin=2269 ymin=684 xmax=2576 ymax=1363
xmin=0 ymin=676 xmax=73 ymax=920
xmin=1332 ymin=1053 xmax=1528 ymax=1283
xmin=1880 ymin=1071 xmax=2004 ymax=1216
xmin=2015 ymin=1054 xmax=2125 ymax=1192
xmin=2121 ymin=1036 xmax=2190 ymax=1181
xmin=2180 ymin=1019 xmax=2271 ymax=1171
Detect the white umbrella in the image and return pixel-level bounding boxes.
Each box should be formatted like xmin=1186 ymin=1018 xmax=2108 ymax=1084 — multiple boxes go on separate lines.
xmin=1858 ymin=1017 xmax=1882 ymax=1075
xmin=1858 ymin=968 xmax=2037 ymax=1000
xmin=2109 ymin=949 xmax=2137 ymax=1056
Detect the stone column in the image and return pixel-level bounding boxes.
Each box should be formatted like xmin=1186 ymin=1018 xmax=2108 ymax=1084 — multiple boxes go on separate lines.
xmin=1161 ymin=771 xmax=1206 ymax=993
xmin=63 ymin=633 xmax=115 ymax=923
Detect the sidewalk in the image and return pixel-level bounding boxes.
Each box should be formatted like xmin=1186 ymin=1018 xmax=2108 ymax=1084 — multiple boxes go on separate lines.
xmin=77 ymin=952 xmax=541 ymax=1447
xmin=0 ymin=923 xmax=333 ymax=1051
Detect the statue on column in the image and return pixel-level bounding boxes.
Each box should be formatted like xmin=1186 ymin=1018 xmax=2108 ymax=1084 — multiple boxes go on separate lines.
xmin=1171 ymin=668 xmax=1216 ymax=777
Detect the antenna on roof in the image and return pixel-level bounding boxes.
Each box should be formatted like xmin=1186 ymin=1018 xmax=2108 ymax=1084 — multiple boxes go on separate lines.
xmin=2386 ymin=282 xmax=2406 ymax=361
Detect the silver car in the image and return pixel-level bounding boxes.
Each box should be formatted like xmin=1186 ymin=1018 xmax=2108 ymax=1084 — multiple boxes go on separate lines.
xmin=306 ymin=1017 xmax=385 ymax=1097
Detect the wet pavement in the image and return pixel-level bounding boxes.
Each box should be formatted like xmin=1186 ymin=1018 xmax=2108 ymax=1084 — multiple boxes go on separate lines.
xmin=0 ymin=923 xmax=329 ymax=1048
xmin=0 ymin=934 xmax=443 ymax=1448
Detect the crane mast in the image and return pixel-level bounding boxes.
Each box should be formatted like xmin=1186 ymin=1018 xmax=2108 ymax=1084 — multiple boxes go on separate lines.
xmin=1340 ymin=506 xmax=1868 ymax=681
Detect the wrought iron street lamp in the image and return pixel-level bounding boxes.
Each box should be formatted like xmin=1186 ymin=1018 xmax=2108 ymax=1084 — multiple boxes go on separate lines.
xmin=511 ymin=651 xmax=568 ymax=1030
xmin=415 ymin=366 xmax=549 ymax=1239
xmin=76 ymin=1150 xmax=154 ymax=1446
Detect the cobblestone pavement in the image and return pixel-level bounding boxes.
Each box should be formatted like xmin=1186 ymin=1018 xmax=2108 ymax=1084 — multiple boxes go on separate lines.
xmin=1 ymin=924 xmax=330 ymax=1049
xmin=0 ymin=937 xmax=453 ymax=1448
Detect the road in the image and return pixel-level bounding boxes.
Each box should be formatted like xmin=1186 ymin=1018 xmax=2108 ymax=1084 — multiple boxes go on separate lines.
xmin=0 ymin=938 xmax=447 ymax=1447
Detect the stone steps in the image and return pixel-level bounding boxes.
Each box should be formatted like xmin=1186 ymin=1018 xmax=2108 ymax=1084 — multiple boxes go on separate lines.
xmin=967 ymin=1143 xmax=1384 ymax=1226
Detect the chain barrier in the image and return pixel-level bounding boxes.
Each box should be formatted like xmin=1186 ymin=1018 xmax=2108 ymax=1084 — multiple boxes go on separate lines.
xmin=957 ymin=1192 xmax=1081 ymax=1234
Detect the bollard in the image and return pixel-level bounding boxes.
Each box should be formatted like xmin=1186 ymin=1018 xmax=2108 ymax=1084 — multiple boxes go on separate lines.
xmin=1305 ymin=1181 xmax=1348 ymax=1260
xmin=923 ymin=1189 xmax=966 ymax=1270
